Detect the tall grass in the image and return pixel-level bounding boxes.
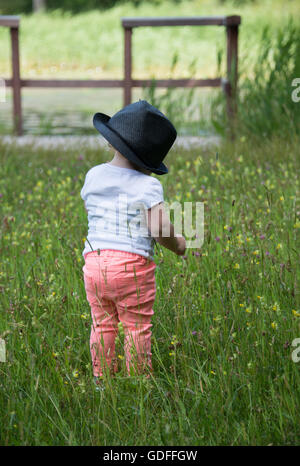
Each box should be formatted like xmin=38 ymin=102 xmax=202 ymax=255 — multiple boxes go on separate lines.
xmin=142 ymin=18 xmax=300 ymax=139
xmin=210 ymin=19 xmax=300 ymax=138
xmin=0 ymin=133 xmax=299 ymax=445
xmin=142 ymin=53 xmax=209 ymax=135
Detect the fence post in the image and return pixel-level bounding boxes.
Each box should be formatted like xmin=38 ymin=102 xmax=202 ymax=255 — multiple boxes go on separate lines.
xmin=225 ymin=22 xmax=239 ymax=137
xmin=124 ymin=27 xmax=132 ymax=107
xmin=10 ymin=26 xmax=22 ymax=135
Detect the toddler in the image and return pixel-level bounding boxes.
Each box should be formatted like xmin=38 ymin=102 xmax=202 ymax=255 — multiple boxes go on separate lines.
xmin=81 ymin=100 xmax=186 ymax=388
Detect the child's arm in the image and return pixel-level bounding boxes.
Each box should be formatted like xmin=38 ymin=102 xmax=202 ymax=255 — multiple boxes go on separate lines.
xmin=147 ymin=202 xmax=186 ymax=256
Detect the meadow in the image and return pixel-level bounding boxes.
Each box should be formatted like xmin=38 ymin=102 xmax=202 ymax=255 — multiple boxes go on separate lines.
xmin=0 ymin=0 xmax=299 ymax=447
xmin=0 ymin=134 xmax=299 ymax=445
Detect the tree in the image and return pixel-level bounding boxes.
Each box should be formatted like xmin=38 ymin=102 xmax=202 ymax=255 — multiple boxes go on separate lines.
xmin=33 ymin=0 xmax=46 ymax=12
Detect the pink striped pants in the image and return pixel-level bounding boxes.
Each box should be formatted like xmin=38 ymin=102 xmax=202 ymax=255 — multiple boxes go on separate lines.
xmin=82 ymin=249 xmax=156 ymax=378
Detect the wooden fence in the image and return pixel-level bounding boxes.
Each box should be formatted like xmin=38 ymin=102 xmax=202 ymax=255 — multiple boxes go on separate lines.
xmin=1 ymin=15 xmax=241 ymax=136
xmin=1 ymin=16 xmax=22 ymax=135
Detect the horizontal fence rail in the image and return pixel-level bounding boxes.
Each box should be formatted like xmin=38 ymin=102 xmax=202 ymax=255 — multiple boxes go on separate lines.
xmin=0 ymin=15 xmax=241 ymax=136
xmin=122 ymin=16 xmax=241 ymax=27
xmin=0 ymin=16 xmax=20 ymax=27
xmin=4 ymin=79 xmax=125 ymax=88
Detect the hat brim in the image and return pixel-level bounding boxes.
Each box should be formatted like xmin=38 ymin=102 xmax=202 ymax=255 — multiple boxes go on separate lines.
xmin=93 ymin=112 xmax=168 ymax=175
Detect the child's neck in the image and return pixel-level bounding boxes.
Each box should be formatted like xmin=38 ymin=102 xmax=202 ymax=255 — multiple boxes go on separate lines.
xmin=109 ymin=151 xmax=152 ymax=176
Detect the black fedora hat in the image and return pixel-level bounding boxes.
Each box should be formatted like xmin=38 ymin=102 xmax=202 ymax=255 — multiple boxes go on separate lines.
xmin=93 ymin=100 xmax=177 ymax=175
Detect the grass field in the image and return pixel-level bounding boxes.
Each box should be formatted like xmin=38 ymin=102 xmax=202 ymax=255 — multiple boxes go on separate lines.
xmin=0 ymin=134 xmax=299 ymax=445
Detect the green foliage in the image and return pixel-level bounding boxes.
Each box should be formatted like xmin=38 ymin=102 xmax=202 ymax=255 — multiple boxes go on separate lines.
xmin=0 ymin=0 xmax=32 ymax=14
xmin=218 ymin=0 xmax=257 ymax=5
xmin=211 ymin=18 xmax=300 ymax=138
xmin=0 ymin=0 xmax=186 ymax=14
xmin=46 ymin=0 xmax=123 ymax=13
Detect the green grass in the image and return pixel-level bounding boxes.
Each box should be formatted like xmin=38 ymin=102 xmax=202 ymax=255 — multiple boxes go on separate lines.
xmin=0 ymin=134 xmax=299 ymax=445
xmin=0 ymin=0 xmax=299 ymax=79
xmin=1 ymin=0 xmax=299 ymax=136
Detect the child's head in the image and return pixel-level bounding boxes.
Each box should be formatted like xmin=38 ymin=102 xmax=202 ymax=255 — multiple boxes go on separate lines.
xmin=93 ymin=100 xmax=177 ymax=176
xmin=107 ymin=143 xmax=152 ymax=175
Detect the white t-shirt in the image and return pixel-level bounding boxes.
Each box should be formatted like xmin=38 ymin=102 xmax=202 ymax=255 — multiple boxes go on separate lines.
xmin=80 ymin=162 xmax=164 ymax=260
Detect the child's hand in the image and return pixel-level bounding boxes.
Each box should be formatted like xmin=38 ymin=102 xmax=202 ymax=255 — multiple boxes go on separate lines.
xmin=175 ymin=235 xmax=186 ymax=256
xmin=147 ymin=202 xmax=186 ymax=256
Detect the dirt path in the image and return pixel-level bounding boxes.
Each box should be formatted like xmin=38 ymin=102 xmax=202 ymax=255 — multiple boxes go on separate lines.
xmin=0 ymin=135 xmax=220 ymax=151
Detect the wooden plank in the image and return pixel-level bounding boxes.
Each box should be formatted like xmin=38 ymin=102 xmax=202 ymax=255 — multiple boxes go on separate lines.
xmin=10 ymin=27 xmax=22 ymax=135
xmin=16 ymin=79 xmax=124 ymax=88
xmin=224 ymin=15 xmax=241 ymax=26
xmin=227 ymin=26 xmax=239 ymax=93
xmin=124 ymin=27 xmax=132 ymax=106
xmin=4 ymin=78 xmax=222 ymax=89
xmin=122 ymin=16 xmax=241 ymax=28
xmin=225 ymin=24 xmax=239 ymax=138
xmin=132 ymin=78 xmax=222 ymax=87
xmin=0 ymin=16 xmax=20 ymax=28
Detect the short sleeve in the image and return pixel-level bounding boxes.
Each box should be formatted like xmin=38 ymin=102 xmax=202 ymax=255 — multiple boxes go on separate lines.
xmin=144 ymin=178 xmax=164 ymax=209
xmin=80 ymin=168 xmax=93 ymax=201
